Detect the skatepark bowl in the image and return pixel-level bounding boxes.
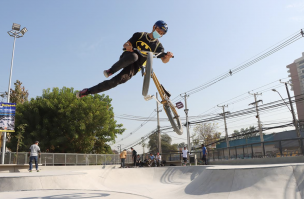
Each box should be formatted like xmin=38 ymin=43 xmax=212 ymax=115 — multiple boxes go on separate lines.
xmin=1 ymin=163 xmax=304 ymax=199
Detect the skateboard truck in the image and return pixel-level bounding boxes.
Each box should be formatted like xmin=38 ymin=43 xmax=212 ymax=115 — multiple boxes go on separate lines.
xmin=144 ymin=95 xmax=162 ymax=105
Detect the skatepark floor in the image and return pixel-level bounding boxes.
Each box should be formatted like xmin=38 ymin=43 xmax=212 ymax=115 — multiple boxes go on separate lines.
xmin=1 ymin=163 xmax=304 ymax=199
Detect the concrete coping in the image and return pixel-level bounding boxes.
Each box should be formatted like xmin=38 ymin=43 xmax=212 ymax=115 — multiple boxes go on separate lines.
xmin=0 ymin=164 xmax=42 ymax=167
xmin=206 ymin=163 xmax=304 ymax=170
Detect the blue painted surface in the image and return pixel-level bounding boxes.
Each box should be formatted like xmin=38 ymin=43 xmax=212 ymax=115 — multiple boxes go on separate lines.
xmin=216 ymin=130 xmax=304 ymax=149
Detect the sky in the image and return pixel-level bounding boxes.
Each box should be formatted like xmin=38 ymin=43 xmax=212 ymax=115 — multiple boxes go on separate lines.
xmin=0 ymin=1 xmax=304 ymax=153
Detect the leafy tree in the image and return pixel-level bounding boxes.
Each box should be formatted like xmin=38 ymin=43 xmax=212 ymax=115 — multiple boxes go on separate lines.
xmin=148 ymin=133 xmax=178 ymax=154
xmin=231 ymin=126 xmax=258 ymax=140
xmin=177 ymin=142 xmax=186 ymax=149
xmin=0 ymin=80 xmax=29 ymax=104
xmin=15 ymin=124 xmax=27 ymax=164
xmin=7 ymin=87 xmax=125 ymax=154
xmin=192 ymin=123 xmax=221 ymax=146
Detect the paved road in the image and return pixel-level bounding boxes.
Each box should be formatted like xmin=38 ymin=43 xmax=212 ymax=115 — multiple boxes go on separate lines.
xmin=1 ymin=163 xmax=304 ymax=199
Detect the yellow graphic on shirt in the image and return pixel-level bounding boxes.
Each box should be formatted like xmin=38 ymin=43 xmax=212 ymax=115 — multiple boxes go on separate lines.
xmin=136 ymin=41 xmax=152 ymax=56
xmin=136 ymin=41 xmax=152 ymax=67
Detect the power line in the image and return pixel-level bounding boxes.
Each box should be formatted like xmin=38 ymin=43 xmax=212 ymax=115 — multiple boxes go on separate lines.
xmin=124 ymin=94 xmax=304 ymax=149
xmin=114 ymin=110 xmax=156 ymax=145
xmin=167 ymin=29 xmax=304 ymax=103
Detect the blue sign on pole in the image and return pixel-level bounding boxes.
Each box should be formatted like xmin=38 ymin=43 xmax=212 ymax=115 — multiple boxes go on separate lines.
xmin=0 ymin=103 xmax=16 ymax=132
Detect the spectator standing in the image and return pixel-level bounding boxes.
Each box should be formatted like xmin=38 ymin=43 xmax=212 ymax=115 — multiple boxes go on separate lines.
xmin=120 ymin=149 xmax=127 ymax=168
xmin=182 ymin=147 xmax=189 ymax=166
xmin=28 ymin=141 xmax=41 ymax=172
xmin=202 ymin=144 xmax=208 ymax=165
xmin=131 ymin=147 xmax=137 ymax=167
xmin=155 ymin=152 xmax=162 ymax=167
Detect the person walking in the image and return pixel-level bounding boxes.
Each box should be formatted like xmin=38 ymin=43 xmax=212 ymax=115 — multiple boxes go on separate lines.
xmin=120 ymin=149 xmax=127 ymax=168
xmin=28 ymin=141 xmax=41 ymax=172
xmin=182 ymin=147 xmax=189 ymax=166
xmin=202 ymin=144 xmax=208 ymax=165
xmin=131 ymin=147 xmax=137 ymax=167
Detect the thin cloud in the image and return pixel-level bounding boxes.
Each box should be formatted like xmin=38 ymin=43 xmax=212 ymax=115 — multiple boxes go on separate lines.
xmin=77 ymin=38 xmax=104 ymax=58
xmin=289 ymin=16 xmax=304 ymax=22
xmin=286 ymin=2 xmax=304 ymax=10
xmin=84 ymin=38 xmax=104 ymax=52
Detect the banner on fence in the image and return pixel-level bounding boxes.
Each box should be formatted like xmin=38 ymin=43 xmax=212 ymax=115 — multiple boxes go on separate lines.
xmin=0 ymin=102 xmax=16 ymax=132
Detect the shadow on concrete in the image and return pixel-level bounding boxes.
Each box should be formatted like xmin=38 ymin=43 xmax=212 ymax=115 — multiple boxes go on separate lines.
xmin=14 ymin=189 xmax=152 ymax=199
xmin=184 ymin=165 xmax=303 ymax=198
xmin=160 ymin=166 xmax=207 ymax=185
xmin=291 ymin=165 xmax=304 ymax=199
xmin=20 ymin=192 xmax=110 ymax=199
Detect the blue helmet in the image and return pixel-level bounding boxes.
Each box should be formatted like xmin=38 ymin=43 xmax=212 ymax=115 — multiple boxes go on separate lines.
xmin=154 ymin=20 xmax=168 ymax=33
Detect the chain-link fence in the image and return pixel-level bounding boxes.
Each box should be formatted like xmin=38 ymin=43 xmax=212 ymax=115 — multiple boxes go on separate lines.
xmin=0 ymin=152 xmax=133 ymax=165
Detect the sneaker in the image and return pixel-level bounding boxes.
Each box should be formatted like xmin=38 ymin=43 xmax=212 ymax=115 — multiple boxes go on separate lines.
xmin=36 ymin=170 xmax=40 ymax=172
xmin=29 ymin=170 xmax=32 ymax=172
xmin=103 ymin=69 xmax=112 ymax=78
xmin=76 ymin=88 xmax=89 ymax=99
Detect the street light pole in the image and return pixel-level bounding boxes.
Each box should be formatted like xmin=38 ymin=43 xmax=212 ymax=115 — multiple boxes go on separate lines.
xmin=271 ymin=89 xmax=292 ymax=113
xmin=181 ymin=93 xmax=190 ymax=152
xmin=273 ymin=80 xmax=300 ymax=137
xmin=7 ymin=36 xmax=17 ymax=104
xmin=156 ymin=92 xmax=162 ymax=154
xmin=1 ymin=23 xmax=27 ymax=164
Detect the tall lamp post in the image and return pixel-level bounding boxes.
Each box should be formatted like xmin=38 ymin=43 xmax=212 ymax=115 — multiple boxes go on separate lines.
xmin=272 ymin=88 xmax=300 ymax=137
xmin=1 ymin=23 xmax=27 ymax=164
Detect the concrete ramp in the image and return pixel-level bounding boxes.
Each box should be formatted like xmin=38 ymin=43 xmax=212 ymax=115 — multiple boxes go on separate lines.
xmin=1 ymin=164 xmax=304 ymax=199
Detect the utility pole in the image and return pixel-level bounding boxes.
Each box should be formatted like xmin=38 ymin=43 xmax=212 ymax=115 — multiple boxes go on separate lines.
xmin=141 ymin=137 xmax=145 ymax=155
xmin=249 ymin=92 xmax=264 ymax=142
xmin=280 ymin=80 xmax=301 ymax=137
xmin=218 ymin=105 xmax=230 ymax=147
xmin=156 ymin=93 xmax=162 ymax=154
xmin=181 ymin=93 xmax=190 ymax=152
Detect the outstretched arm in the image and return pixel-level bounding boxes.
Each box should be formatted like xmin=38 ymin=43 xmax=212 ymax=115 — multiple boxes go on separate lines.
xmin=161 ymin=52 xmax=174 ymax=63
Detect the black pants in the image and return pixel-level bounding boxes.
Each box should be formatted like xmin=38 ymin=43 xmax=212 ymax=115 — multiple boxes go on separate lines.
xmin=121 ymin=158 xmax=125 ymax=168
xmin=89 ymin=52 xmax=140 ymax=94
xmin=133 ymin=157 xmax=137 ymax=166
xmin=202 ymin=155 xmax=207 ymax=165
xmin=136 ymin=161 xmax=143 ymax=167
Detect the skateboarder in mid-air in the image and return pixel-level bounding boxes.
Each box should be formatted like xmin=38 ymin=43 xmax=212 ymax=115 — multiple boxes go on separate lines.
xmin=76 ymin=20 xmax=174 ymax=98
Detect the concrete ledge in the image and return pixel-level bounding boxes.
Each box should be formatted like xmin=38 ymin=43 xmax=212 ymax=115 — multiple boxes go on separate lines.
xmin=0 ymin=164 xmax=42 ymax=173
xmin=0 ymin=164 xmax=121 ymax=172
xmin=125 ymin=160 xmax=183 ymax=167
xmin=42 ymin=165 xmax=120 ymax=170
xmin=209 ymin=156 xmax=304 ymax=165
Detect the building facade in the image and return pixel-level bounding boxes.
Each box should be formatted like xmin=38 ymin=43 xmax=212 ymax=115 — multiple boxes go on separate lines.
xmin=286 ymin=52 xmax=304 ymax=122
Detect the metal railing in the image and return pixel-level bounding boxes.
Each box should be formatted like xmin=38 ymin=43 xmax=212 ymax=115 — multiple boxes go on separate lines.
xmin=3 ymin=137 xmax=301 ymax=165
xmin=0 ymin=152 xmax=133 ymax=165
xmin=207 ymin=137 xmax=304 ymax=161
